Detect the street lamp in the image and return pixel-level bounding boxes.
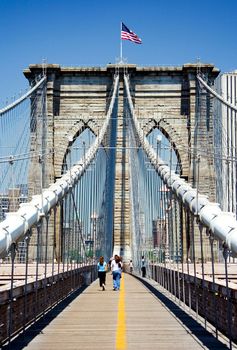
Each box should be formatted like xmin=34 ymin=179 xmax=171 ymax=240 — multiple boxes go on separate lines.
xmin=68 ymin=136 xmax=73 ymax=186
xmin=91 ymin=212 xmax=98 ymax=262
xmin=156 ymin=134 xmax=162 ymax=159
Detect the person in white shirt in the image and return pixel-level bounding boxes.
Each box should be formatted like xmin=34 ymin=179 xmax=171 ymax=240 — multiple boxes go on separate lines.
xmin=111 ymin=255 xmax=122 ymax=291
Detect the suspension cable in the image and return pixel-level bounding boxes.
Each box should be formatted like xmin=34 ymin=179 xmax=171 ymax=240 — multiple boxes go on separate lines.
xmin=197 ymin=74 xmax=237 ymax=112
xmin=0 ymin=76 xmax=46 ymax=116
xmin=0 ymin=74 xmax=119 ymax=258
xmin=124 ymin=73 xmax=237 ymax=255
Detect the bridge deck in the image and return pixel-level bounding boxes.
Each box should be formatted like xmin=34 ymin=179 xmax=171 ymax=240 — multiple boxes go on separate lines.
xmin=12 ymin=273 xmax=229 ymax=350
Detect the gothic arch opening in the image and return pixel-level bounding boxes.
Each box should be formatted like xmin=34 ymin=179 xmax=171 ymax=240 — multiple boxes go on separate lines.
xmin=62 ymin=128 xmax=96 ymax=175
xmin=147 ymin=128 xmax=181 ymax=175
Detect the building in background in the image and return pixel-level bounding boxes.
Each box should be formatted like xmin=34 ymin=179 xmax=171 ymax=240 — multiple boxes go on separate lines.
xmin=0 ymin=185 xmax=28 ymax=221
xmin=152 ymin=219 xmax=165 ymax=248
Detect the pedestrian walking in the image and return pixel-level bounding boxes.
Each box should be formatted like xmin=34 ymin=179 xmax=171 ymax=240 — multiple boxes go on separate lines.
xmin=111 ymin=255 xmax=122 ymax=291
xmin=97 ymin=256 xmax=107 ymax=291
xmin=141 ymin=255 xmax=146 ymax=277
xmin=129 ymin=260 xmax=133 ymax=274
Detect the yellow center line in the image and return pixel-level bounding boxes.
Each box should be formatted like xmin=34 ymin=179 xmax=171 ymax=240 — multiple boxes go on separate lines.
xmin=116 ymin=275 xmax=127 ymax=349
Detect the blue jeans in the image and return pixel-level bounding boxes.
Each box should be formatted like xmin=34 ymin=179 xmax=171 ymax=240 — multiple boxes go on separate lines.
xmin=112 ymin=271 xmax=121 ymax=290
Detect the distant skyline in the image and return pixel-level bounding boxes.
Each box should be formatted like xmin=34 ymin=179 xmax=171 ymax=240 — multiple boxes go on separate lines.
xmin=0 ymin=0 xmax=236 ymax=106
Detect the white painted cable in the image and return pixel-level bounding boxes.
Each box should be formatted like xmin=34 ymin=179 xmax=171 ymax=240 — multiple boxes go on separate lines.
xmin=124 ymin=74 xmax=237 ymax=255
xmin=0 ymin=76 xmax=46 ymax=116
xmin=0 ymin=75 xmax=119 ymax=257
xmin=197 ymin=75 xmax=237 ymax=112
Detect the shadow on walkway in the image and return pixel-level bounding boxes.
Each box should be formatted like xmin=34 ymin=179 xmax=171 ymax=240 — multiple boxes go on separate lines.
xmin=2 ymin=286 xmax=87 ymax=350
xmin=136 ymin=276 xmax=230 ymax=350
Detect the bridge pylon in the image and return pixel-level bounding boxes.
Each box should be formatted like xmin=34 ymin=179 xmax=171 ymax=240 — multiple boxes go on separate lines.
xmin=24 ymin=63 xmax=219 ymax=262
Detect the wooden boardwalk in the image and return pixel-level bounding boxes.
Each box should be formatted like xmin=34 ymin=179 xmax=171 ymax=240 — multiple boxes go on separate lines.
xmin=10 ymin=273 xmax=230 ymax=350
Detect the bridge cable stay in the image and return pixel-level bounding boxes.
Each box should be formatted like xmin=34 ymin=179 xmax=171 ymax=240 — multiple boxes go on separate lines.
xmin=0 ymin=76 xmax=46 ymax=116
xmin=0 ymin=74 xmax=48 ymax=344
xmin=198 ymin=75 xmax=237 ymax=214
xmin=0 ymin=73 xmax=119 ymax=347
xmin=197 ymin=74 xmax=237 ymax=112
xmin=1 ymin=70 xmax=237 ymax=348
xmin=137 ymin=82 xmax=237 ymax=167
xmin=0 ymin=76 xmax=47 ymax=234
xmin=197 ymin=75 xmax=237 ymax=164
xmin=198 ymin=73 xmax=237 ymax=218
xmin=1 ymin=84 xmax=46 ymax=181
xmin=0 ymin=74 xmax=119 ymax=257
xmin=124 ymin=73 xmax=237 ymax=255
xmin=125 ymin=73 xmax=236 ymax=347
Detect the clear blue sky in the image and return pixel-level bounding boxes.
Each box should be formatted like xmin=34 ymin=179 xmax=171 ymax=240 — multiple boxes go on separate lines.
xmin=0 ymin=0 xmax=236 ymax=105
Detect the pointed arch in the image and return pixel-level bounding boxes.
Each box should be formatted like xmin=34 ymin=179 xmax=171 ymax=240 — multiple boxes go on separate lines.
xmin=54 ymin=116 xmax=104 ymax=178
xmin=140 ymin=116 xmax=189 ymax=177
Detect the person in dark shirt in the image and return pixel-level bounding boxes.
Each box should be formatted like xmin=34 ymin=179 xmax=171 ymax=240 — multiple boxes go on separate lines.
xmin=141 ymin=255 xmax=146 ymax=277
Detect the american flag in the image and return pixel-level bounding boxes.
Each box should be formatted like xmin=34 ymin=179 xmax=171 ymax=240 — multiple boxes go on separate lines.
xmin=121 ymin=22 xmax=142 ymax=44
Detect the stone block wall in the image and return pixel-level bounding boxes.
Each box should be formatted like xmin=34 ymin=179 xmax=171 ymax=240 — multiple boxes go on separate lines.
xmin=24 ymin=63 xmax=219 ymax=262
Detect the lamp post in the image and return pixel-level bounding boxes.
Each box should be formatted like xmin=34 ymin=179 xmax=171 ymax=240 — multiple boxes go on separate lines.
xmin=68 ymin=136 xmax=73 ymax=186
xmin=156 ymin=134 xmax=162 ymax=162
xmin=91 ymin=212 xmax=98 ymax=262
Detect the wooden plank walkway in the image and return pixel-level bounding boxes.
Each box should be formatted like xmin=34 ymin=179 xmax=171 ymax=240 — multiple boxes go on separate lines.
xmin=10 ymin=273 xmax=230 ymax=350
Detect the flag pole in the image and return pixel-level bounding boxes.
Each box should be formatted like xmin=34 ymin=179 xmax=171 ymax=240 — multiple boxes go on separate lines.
xmin=120 ymin=21 xmax=123 ymax=63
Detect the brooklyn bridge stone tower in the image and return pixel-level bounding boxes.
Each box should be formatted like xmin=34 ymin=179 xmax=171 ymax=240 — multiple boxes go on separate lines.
xmin=24 ymin=63 xmax=219 ymax=260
